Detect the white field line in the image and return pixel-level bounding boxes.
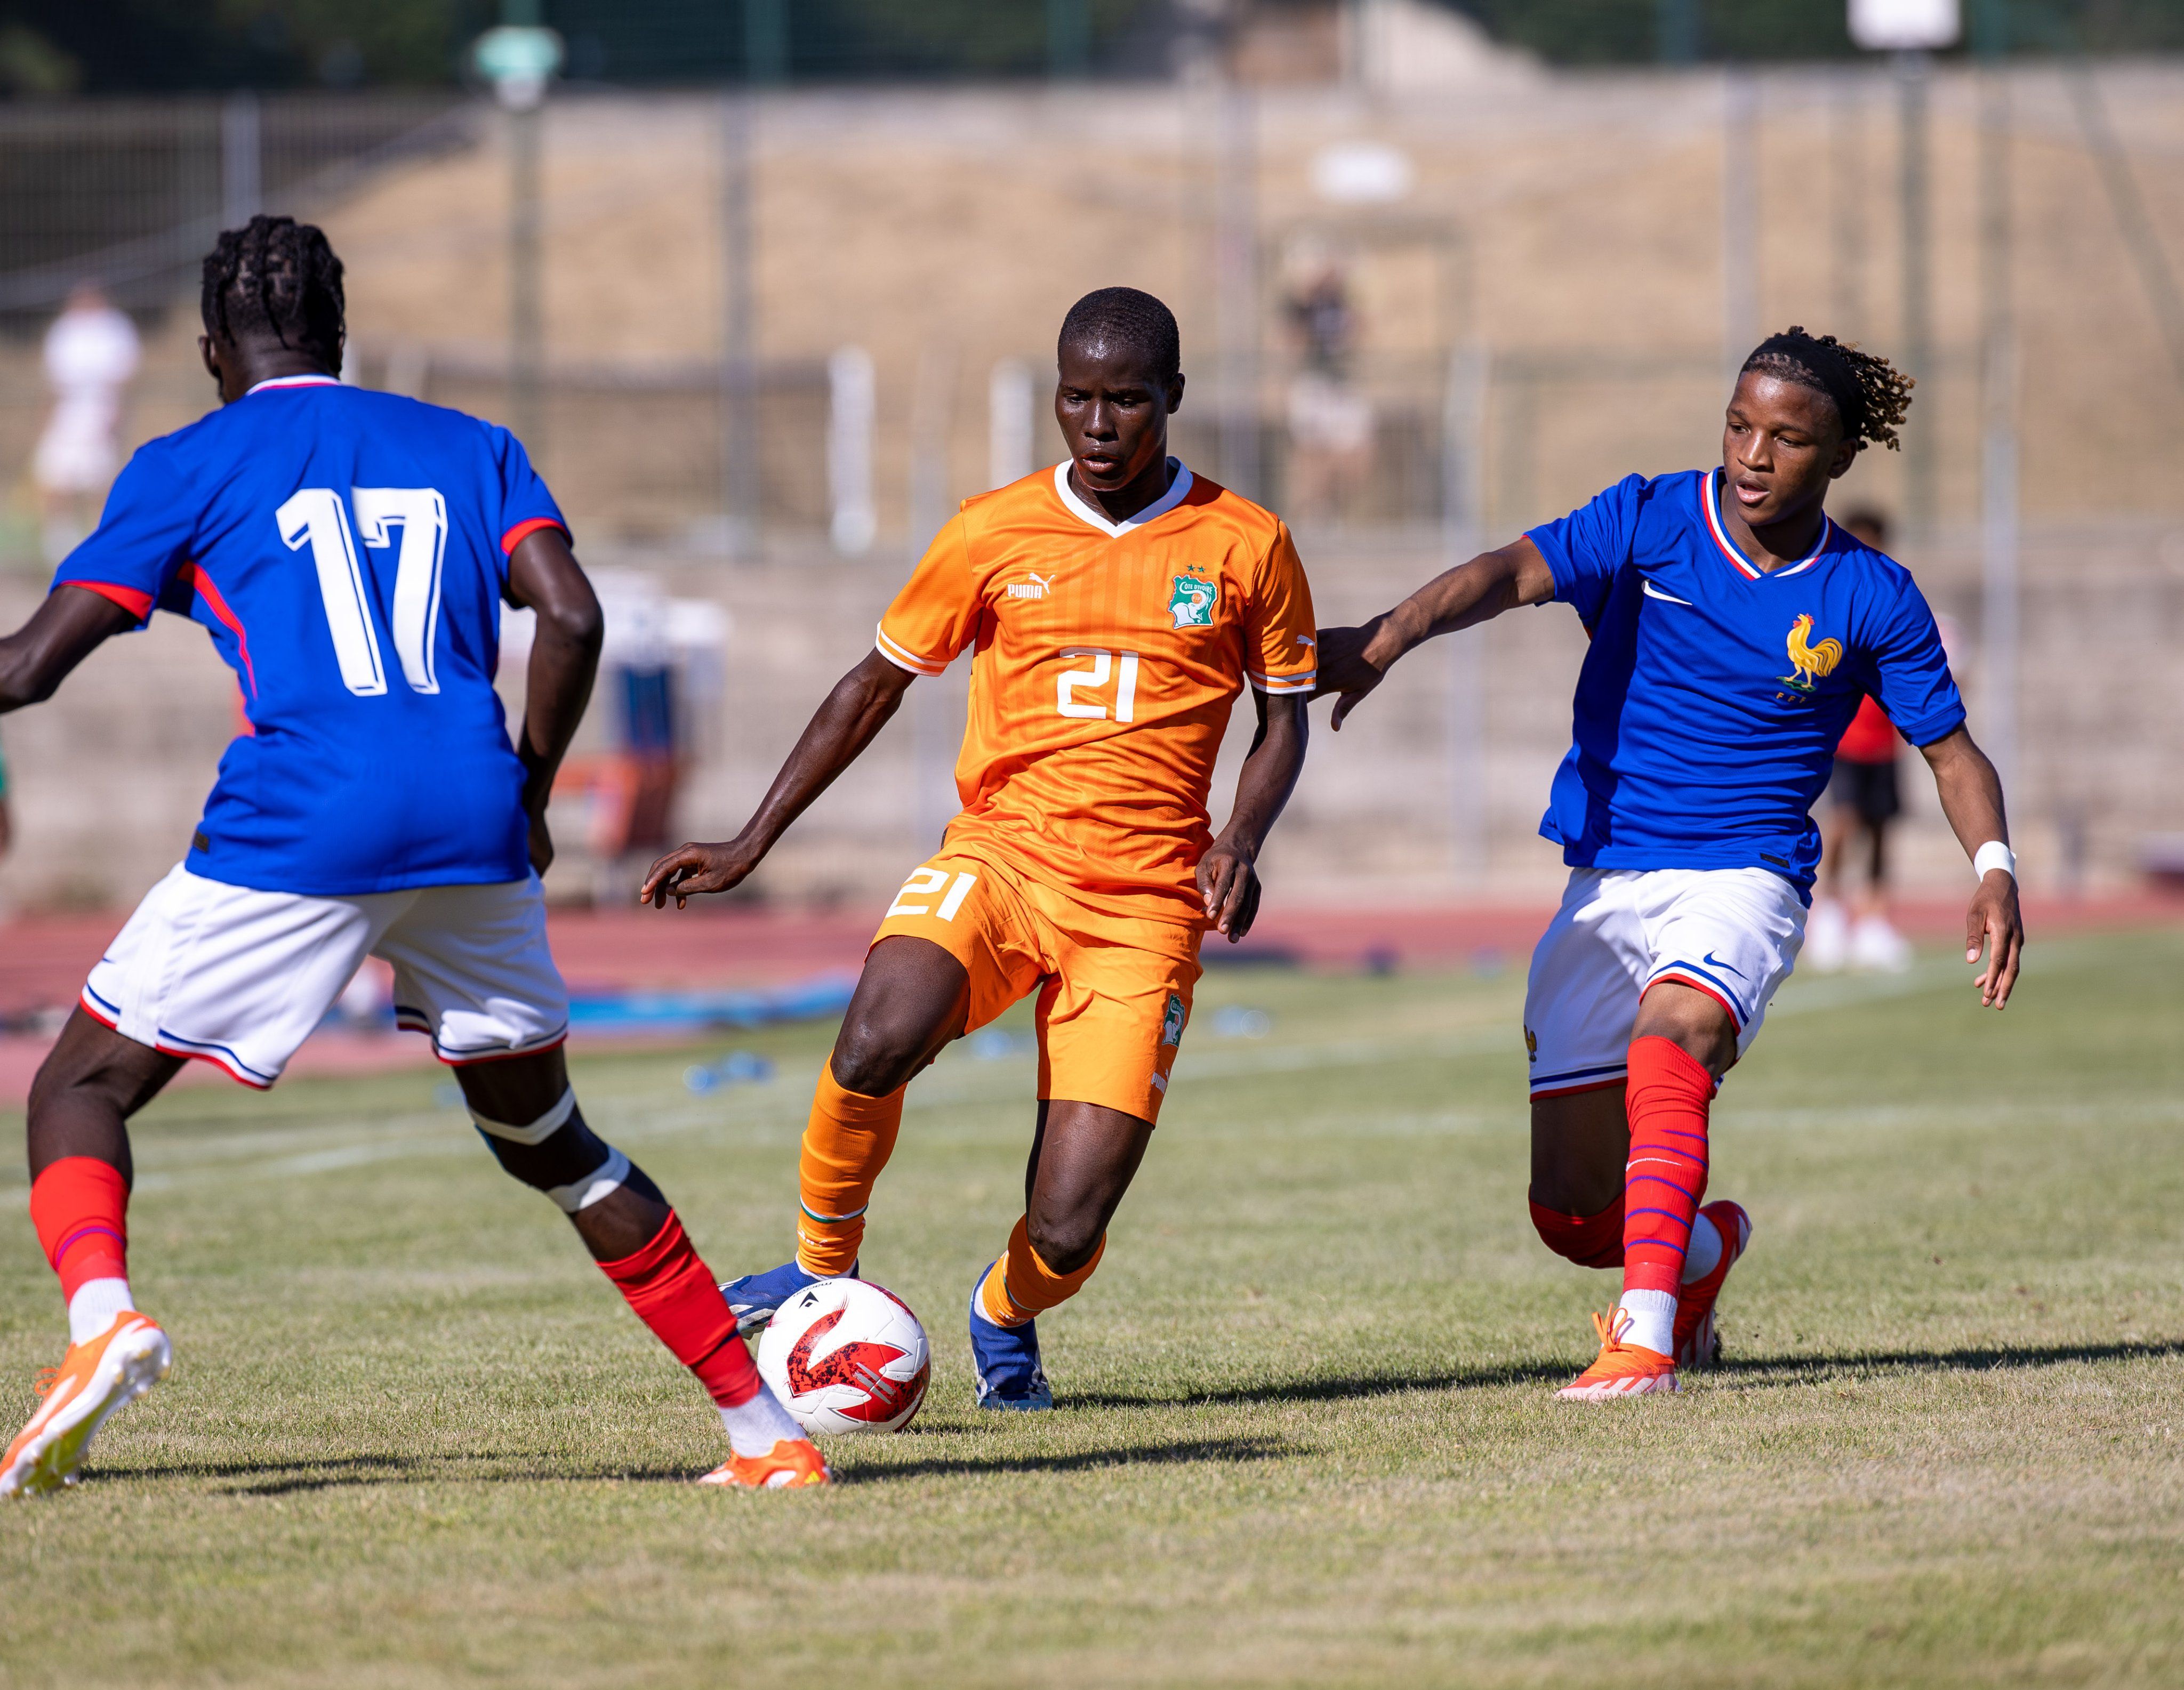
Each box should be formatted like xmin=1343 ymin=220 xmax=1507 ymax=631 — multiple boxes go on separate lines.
xmin=0 ymin=943 xmax=2102 ymax=1194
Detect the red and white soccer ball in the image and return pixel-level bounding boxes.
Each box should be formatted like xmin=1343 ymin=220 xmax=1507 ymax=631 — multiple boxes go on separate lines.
xmin=756 ymin=1278 xmax=930 ymax=1435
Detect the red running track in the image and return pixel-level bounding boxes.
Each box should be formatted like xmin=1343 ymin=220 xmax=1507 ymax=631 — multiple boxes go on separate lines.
xmin=0 ymin=892 xmax=2174 ymax=1105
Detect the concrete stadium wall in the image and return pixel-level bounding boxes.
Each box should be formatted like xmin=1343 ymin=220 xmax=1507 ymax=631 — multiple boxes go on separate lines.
xmin=2 ymin=518 xmax=2175 ymax=919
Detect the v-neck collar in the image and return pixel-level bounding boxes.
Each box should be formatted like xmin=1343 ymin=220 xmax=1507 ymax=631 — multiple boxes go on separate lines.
xmin=1052 ymin=458 xmax=1195 ymax=538
xmin=1700 ymin=468 xmax=1834 ymax=581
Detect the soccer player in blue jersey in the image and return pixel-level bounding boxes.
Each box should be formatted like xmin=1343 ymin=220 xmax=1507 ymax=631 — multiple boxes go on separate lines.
xmin=1316 ymin=328 xmax=2024 ymax=1398
xmin=0 ymin=217 xmax=825 ymax=1495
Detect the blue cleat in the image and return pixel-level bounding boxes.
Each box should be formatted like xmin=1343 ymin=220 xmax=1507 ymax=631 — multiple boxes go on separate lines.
xmin=968 ymin=1262 xmax=1054 ymax=1410
xmin=719 ymin=1259 xmax=856 ymax=1336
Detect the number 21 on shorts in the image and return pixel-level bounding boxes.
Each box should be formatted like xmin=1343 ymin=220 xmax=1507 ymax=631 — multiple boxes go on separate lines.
xmin=888 ymin=865 xmax=978 ymax=921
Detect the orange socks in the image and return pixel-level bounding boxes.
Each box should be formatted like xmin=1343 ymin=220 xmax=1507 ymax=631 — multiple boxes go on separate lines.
xmin=976 ymin=1216 xmax=1105 ymax=1328
xmin=796 ymin=1068 xmax=905 ymax=1276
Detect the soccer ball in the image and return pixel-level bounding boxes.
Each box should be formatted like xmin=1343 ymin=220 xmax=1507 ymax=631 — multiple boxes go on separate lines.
xmin=756 ymin=1278 xmax=930 ymax=1435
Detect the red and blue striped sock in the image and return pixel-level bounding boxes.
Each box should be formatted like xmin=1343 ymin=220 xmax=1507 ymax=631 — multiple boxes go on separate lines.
xmin=1618 ymin=1036 xmax=1715 ymax=1354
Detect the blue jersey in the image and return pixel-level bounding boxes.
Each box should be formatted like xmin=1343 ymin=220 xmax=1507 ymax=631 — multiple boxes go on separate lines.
xmin=1525 ymin=468 xmax=1964 ymax=894
xmin=54 ymin=375 xmax=566 ymax=896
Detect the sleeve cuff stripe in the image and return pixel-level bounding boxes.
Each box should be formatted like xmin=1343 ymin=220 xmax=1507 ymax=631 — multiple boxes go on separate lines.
xmin=875 ymin=625 xmax=946 ymax=675
xmin=63 ymin=580 xmax=156 ymax=621
xmin=500 ymin=517 xmax=569 ymax=557
xmin=1250 ymin=669 xmax=1316 ymax=694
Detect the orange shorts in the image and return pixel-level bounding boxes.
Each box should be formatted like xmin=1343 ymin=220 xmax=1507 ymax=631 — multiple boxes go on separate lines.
xmin=871 ymin=848 xmax=1203 ymax=1125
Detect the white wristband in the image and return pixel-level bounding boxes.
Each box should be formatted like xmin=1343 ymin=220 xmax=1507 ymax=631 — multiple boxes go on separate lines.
xmin=1972 ymin=841 xmax=2016 ymax=882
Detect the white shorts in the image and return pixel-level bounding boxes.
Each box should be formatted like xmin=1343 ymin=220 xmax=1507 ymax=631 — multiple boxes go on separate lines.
xmin=1523 ymin=866 xmax=1806 ymax=1099
xmin=82 ymin=866 xmax=569 ymax=1089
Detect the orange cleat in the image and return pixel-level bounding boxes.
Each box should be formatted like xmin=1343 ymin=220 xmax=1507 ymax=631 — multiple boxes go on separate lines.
xmin=697 ymin=1436 xmax=832 ymax=1490
xmin=1555 ymin=1308 xmax=1680 ymax=1401
xmin=2 ymin=1311 xmax=172 ymax=1499
xmin=1675 ymin=1201 xmax=1752 ymax=1370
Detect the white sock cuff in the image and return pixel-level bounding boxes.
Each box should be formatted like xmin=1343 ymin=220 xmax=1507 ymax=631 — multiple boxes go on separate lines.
xmin=1616 ymin=1287 xmax=1677 ymax=1357
xmin=67 ymin=1277 xmax=136 ymax=1346
xmin=718 ymin=1382 xmax=805 ymax=1458
xmin=547 ymin=1147 xmax=629 ymax=1214
xmin=470 ymin=1086 xmax=578 ymax=1146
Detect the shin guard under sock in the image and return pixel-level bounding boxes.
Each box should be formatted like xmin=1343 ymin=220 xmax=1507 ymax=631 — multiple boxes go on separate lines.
xmin=977 ymin=1215 xmax=1105 ymax=1328
xmin=598 ymin=1211 xmax=762 ymax=1407
xmin=1619 ymin=1036 xmax=1716 ymax=1351
xmin=796 ymin=1068 xmax=904 ymax=1276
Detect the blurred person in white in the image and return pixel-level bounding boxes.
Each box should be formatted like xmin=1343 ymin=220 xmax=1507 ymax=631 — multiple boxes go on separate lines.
xmin=1806 ymin=508 xmax=1913 ymax=973
xmin=34 ymin=283 xmax=140 ymax=565
xmin=1282 ymin=240 xmax=1373 ymax=522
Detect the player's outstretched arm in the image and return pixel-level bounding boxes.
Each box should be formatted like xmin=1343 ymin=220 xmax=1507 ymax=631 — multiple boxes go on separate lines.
xmin=505 ymin=528 xmax=605 ymax=876
xmin=1197 ymin=689 xmax=1307 ymax=944
xmin=1919 ymin=725 xmax=2024 ymax=1010
xmin=1314 ymin=537 xmax=1555 ymax=730
xmin=0 ymin=586 xmax=140 ymax=715
xmin=641 ymin=650 xmax=916 ymax=909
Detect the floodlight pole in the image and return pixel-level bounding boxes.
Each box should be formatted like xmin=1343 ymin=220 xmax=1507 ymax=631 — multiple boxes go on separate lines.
xmin=720 ymin=89 xmax=759 ymax=561
xmin=1442 ymin=343 xmax=1491 ymax=879
xmin=1896 ymin=48 xmax=1936 ymax=542
xmin=1722 ymin=67 xmax=1761 ymax=387
xmin=508 ymin=98 xmax=544 ymax=453
xmin=1828 ymin=66 xmax=1867 ymax=339
xmin=1047 ymin=0 xmax=1090 ymax=78
xmin=220 ymin=92 xmax=261 ymax=233
xmin=1214 ymin=79 xmax=1260 ymax=503
xmin=1976 ymin=0 xmax=2018 ymax=791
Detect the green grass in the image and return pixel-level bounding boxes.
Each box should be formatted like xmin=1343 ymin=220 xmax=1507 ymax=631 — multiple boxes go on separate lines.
xmin=4 ymin=930 xmax=2183 ymax=1687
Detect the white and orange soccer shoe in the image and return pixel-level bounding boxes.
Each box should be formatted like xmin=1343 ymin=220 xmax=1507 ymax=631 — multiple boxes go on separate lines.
xmin=1 ymin=1311 xmax=171 ymax=1500
xmin=1675 ymin=1200 xmax=1753 ymax=1371
xmin=697 ymin=1437 xmax=832 ymax=1490
xmin=1555 ymin=1308 xmax=1680 ymax=1401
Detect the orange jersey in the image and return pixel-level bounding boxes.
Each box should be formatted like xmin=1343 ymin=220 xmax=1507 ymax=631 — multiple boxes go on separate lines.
xmin=874 ymin=462 xmax=1317 ymax=926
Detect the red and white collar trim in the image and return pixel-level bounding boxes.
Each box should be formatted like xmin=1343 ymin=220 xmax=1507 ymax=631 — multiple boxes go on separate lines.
xmin=245 ymin=373 xmax=342 ymax=395
xmin=1700 ymin=469 xmax=1833 ymax=581
xmin=1053 ymin=458 xmax=1194 ymax=538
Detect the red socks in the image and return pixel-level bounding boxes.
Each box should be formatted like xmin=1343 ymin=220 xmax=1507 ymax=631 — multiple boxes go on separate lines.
xmin=1529 ymin=1193 xmax=1625 ymax=1268
xmin=597 ymin=1212 xmax=762 ymax=1408
xmin=29 ymin=1157 xmax=130 ymax=1301
xmin=1620 ymin=1036 xmax=1716 ymax=1299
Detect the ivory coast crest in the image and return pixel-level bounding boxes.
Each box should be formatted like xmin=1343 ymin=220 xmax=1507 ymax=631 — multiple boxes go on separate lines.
xmin=1168 ymin=568 xmax=1217 ymax=629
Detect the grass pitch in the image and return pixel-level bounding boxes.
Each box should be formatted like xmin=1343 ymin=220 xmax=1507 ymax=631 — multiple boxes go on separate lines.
xmin=4 ymin=927 xmax=2183 ymax=1688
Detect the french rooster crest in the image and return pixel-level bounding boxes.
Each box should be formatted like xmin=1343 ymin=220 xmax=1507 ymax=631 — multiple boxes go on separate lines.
xmin=1780 ymin=614 xmax=1842 ymax=694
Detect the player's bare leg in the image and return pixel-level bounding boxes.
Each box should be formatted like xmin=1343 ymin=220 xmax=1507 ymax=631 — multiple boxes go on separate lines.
xmin=720 ymin=936 xmax=968 ymax=1331
xmin=456 ymin=1045 xmax=823 ymax=1487
xmin=967 ymin=1098 xmax=1153 ymax=1410
xmin=4 ymin=1013 xmax=182 ymax=1497
xmin=1544 ymin=985 xmax=1753 ymax=1397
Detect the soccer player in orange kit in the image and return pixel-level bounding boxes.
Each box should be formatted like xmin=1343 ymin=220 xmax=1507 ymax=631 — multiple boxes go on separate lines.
xmin=641 ymin=287 xmax=1316 ymax=1407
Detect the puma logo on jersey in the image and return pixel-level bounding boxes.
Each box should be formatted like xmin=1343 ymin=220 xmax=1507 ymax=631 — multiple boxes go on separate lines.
xmin=1006 ymin=572 xmax=1055 ymax=600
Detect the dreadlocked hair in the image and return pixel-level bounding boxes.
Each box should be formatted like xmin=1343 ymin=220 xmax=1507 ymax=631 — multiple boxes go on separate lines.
xmin=201 ymin=215 xmax=345 ymax=375
xmin=1740 ymin=327 xmax=1913 ymax=453
xmin=1058 ymin=286 xmax=1181 ymax=383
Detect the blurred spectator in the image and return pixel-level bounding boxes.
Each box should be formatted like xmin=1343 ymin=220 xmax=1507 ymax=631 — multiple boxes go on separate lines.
xmin=0 ymin=730 xmax=12 ymax=861
xmin=34 ymin=283 xmax=139 ymax=565
xmin=1808 ymin=509 xmax=1910 ymax=973
xmin=533 ymin=573 xmax=727 ymax=903
xmin=1281 ymin=240 xmax=1373 ymax=522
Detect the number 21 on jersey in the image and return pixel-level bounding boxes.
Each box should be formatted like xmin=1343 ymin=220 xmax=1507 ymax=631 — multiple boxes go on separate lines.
xmin=277 ymin=487 xmax=448 ymax=698
xmin=1056 ymin=647 xmax=1140 ymax=722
